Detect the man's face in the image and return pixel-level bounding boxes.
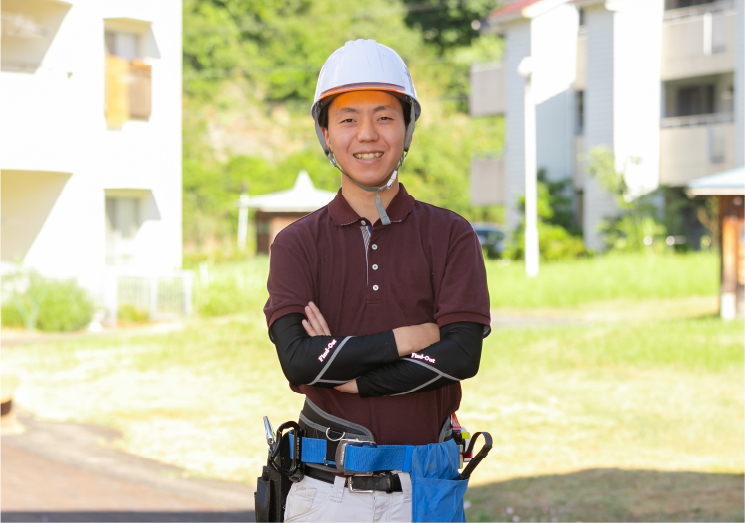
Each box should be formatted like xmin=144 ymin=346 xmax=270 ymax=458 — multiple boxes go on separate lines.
xmin=322 ymin=90 xmax=407 ymax=187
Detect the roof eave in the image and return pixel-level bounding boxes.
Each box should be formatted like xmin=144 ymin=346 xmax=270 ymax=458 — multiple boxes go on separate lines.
xmin=686 ymin=187 xmax=745 ymax=197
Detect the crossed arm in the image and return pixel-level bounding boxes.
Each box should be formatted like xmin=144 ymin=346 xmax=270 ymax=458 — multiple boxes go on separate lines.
xmin=269 ymin=302 xmax=484 ymax=397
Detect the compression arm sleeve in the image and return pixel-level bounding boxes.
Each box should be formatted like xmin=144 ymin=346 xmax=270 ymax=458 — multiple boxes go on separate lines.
xmin=269 ymin=313 xmax=399 ymax=388
xmin=355 ymin=321 xmax=484 ymax=397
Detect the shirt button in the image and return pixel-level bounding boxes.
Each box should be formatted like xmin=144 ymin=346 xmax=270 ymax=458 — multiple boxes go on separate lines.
xmin=372 ymin=264 xmax=378 ymax=270
xmin=361 ymin=220 xmax=366 ymax=225
xmin=372 ymin=285 xmax=379 ymax=291
xmin=371 ymin=244 xmax=378 ymax=250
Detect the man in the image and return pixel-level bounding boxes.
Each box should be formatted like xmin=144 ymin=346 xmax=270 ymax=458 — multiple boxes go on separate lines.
xmin=264 ymin=39 xmax=490 ymax=522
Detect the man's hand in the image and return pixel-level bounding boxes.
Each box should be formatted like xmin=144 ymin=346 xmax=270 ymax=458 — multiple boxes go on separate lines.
xmin=393 ymin=323 xmax=440 ymax=356
xmin=302 ymin=302 xmax=331 ymax=336
xmin=302 ymin=302 xmax=358 ymax=393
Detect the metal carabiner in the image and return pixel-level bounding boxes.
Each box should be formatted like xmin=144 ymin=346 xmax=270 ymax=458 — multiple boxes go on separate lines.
xmin=269 ymin=421 xmax=304 ymax=480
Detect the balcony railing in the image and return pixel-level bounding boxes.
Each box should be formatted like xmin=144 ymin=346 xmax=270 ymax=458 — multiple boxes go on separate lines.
xmin=470 ymin=63 xmax=505 ymax=117
xmin=659 ymin=122 xmax=735 ymax=185
xmin=470 ymin=156 xmax=505 ymax=205
xmin=661 ymin=4 xmax=736 ymax=80
xmin=661 ymin=111 xmax=735 ymax=128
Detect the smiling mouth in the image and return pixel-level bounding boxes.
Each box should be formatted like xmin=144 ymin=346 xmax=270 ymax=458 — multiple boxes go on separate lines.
xmin=353 ymin=152 xmax=383 ymax=159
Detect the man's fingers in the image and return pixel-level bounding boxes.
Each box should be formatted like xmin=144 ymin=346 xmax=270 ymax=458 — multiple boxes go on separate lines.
xmin=308 ymin=302 xmax=331 ymax=336
xmin=302 ymin=319 xmax=318 ymax=337
xmin=305 ymin=305 xmax=325 ymax=336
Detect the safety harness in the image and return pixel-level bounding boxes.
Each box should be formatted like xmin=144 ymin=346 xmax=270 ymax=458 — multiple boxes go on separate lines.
xmin=256 ymin=399 xmax=492 ymax=523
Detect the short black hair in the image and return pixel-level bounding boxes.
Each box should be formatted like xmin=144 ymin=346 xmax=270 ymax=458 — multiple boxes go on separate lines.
xmin=319 ymin=95 xmax=411 ymax=129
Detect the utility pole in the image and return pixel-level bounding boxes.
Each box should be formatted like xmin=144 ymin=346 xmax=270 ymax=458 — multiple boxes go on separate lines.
xmin=518 ymin=56 xmax=539 ymax=277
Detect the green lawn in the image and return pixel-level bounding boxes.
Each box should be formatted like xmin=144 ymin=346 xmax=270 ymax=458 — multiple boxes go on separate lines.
xmin=3 ymin=252 xmax=743 ymax=521
xmin=485 ymin=252 xmax=718 ymax=309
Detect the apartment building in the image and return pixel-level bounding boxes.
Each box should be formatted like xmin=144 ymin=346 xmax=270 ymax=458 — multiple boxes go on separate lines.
xmin=1 ymin=0 xmax=183 ymax=320
xmin=470 ymin=0 xmax=744 ymax=250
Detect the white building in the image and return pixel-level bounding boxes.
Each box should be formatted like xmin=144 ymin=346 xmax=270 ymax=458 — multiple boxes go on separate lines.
xmin=1 ymin=0 xmax=184 ymax=320
xmin=470 ymin=0 xmax=745 ymax=250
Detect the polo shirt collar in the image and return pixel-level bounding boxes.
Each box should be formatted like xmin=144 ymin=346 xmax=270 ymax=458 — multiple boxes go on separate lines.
xmin=328 ymin=183 xmax=416 ymax=226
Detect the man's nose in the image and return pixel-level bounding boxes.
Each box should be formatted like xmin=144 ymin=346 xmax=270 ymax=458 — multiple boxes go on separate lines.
xmin=357 ymin=116 xmax=378 ymax=142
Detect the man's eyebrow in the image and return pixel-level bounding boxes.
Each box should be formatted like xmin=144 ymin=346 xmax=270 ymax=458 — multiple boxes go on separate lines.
xmin=334 ymin=105 xmax=397 ymax=116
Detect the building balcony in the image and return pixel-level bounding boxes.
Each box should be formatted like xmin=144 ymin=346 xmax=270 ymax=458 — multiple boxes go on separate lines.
xmin=470 ymin=156 xmax=505 ymax=205
xmin=661 ymin=0 xmax=736 ymax=81
xmin=659 ymin=117 xmax=736 ymax=186
xmin=470 ymin=63 xmax=505 ymax=117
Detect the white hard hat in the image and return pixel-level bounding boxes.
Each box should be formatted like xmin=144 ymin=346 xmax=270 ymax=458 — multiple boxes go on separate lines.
xmin=311 ymin=39 xmax=421 ymax=226
xmin=311 ymin=39 xmax=421 ymax=154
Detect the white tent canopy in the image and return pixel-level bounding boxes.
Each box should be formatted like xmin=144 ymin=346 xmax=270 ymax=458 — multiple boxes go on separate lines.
xmin=686 ymin=167 xmax=745 ymax=197
xmin=247 ymin=170 xmax=336 ymax=213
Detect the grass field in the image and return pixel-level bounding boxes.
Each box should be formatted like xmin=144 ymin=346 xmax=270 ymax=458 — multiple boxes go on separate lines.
xmin=3 ymin=252 xmax=743 ymax=521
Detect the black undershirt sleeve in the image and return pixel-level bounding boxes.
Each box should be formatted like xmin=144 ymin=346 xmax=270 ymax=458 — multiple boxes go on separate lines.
xmin=355 ymin=321 xmax=484 ymax=398
xmin=269 ymin=313 xmax=399 ymax=388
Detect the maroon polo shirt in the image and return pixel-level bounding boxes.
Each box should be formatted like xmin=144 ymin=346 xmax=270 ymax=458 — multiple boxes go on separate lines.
xmin=264 ymin=183 xmax=490 ymax=446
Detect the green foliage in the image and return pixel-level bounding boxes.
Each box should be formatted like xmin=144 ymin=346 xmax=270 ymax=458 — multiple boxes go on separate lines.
xmin=184 ymin=0 xmax=430 ymax=103
xmin=401 ymin=0 xmax=500 ymax=54
xmin=586 ymin=147 xmax=668 ymax=253
xmin=505 ymin=170 xmax=590 ymax=260
xmin=2 ymin=272 xmax=94 ymax=332
xmin=182 ymin=0 xmax=506 ymax=253
xmin=118 ymin=304 xmax=150 ymax=323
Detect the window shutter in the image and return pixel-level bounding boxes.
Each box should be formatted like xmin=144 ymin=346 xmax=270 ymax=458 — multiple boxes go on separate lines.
xmin=129 ymin=60 xmax=152 ymax=119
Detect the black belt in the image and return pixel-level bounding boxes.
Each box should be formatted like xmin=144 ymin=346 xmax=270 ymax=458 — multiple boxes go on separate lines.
xmin=304 ymin=467 xmax=403 ymax=493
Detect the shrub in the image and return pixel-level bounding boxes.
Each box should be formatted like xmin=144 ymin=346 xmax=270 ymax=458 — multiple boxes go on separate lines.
xmin=118 ymin=304 xmax=150 ymax=323
xmin=505 ymin=171 xmax=591 ymax=260
xmin=1 ymin=272 xmax=94 ymax=332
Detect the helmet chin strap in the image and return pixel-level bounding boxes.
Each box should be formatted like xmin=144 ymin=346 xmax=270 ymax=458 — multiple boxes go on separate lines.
xmin=329 ymin=153 xmax=406 ymax=226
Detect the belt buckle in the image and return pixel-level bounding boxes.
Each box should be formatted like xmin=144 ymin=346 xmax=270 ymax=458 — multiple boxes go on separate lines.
xmin=347 ymin=473 xmax=374 ymax=493
xmin=335 ymin=437 xmax=375 ymax=475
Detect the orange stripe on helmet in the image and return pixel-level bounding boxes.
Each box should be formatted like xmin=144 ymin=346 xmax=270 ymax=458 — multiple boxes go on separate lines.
xmin=319 ymin=82 xmax=407 ymax=101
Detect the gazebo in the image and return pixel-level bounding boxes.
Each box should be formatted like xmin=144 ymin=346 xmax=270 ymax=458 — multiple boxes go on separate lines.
xmin=248 ymin=170 xmax=336 ymax=254
xmin=687 ymin=167 xmax=745 ymax=319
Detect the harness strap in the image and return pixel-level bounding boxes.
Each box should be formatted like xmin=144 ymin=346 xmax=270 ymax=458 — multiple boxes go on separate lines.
xmin=289 ymin=434 xmax=414 ymax=473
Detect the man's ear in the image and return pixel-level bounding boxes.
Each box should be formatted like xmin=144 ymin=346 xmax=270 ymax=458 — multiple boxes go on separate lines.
xmin=321 ymin=126 xmax=333 ymax=154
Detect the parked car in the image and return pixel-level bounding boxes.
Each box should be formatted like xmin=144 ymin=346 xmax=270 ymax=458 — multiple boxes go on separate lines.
xmin=470 ymin=222 xmax=505 ymax=259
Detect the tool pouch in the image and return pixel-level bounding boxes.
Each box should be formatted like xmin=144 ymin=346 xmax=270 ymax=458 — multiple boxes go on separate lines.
xmin=255 ymin=433 xmax=294 ymax=522
xmin=409 ymin=439 xmax=467 ymax=523
xmin=409 ymin=432 xmax=493 ymax=523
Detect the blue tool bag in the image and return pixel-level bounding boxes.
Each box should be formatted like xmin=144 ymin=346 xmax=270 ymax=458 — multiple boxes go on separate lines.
xmin=409 ymin=439 xmax=468 ymax=522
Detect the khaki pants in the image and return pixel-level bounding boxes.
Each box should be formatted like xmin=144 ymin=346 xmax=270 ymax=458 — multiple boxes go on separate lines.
xmin=284 ymin=472 xmax=413 ymax=522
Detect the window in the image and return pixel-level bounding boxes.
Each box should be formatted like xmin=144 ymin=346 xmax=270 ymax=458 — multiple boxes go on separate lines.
xmin=105 ymin=196 xmax=141 ymax=265
xmin=575 ymin=90 xmax=585 ymax=135
xmin=104 ymin=27 xmax=152 ymax=128
xmin=665 ymin=0 xmax=715 ymax=9
xmin=677 ymin=85 xmax=715 ymax=116
xmin=578 ymin=8 xmax=586 ymax=28
xmin=708 ymin=126 xmax=726 ymax=163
